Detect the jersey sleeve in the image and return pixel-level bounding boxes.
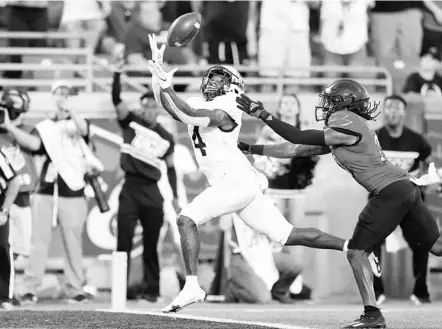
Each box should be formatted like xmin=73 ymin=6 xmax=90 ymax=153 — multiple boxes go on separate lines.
xmin=327 ymin=111 xmax=364 ymax=144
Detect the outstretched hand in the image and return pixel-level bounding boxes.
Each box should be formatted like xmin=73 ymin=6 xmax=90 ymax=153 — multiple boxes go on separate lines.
xmin=148 ymin=60 xmax=178 ymax=90
xmin=148 ymin=33 xmax=166 ymax=65
xmin=235 ymin=94 xmax=267 ymax=119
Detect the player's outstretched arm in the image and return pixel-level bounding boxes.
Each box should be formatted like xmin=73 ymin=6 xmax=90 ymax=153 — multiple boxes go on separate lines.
xmin=149 ymin=62 xmax=235 ymax=129
xmin=239 ymin=141 xmax=330 ymax=158
xmin=236 ymin=94 xmax=359 ymax=146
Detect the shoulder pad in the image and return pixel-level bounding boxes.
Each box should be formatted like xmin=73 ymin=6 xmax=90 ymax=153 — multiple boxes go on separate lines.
xmin=327 ymin=111 xmax=359 ymax=128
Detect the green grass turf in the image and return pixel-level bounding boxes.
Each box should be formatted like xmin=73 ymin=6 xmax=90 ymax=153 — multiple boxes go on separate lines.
xmin=0 ymin=310 xmax=272 ymax=329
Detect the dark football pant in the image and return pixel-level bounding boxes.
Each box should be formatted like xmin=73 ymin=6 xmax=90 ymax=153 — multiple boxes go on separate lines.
xmin=0 ymin=218 xmax=13 ymax=300
xmin=348 ymin=179 xmax=440 ymax=255
xmin=373 ymin=190 xmax=430 ymax=299
xmin=117 ymin=178 xmax=164 ymax=297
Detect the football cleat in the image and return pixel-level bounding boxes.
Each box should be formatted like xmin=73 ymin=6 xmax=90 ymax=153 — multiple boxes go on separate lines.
xmin=410 ymin=294 xmax=431 ymax=306
xmin=162 ymin=286 xmax=206 ymax=313
xmin=342 ymin=312 xmax=386 ymax=328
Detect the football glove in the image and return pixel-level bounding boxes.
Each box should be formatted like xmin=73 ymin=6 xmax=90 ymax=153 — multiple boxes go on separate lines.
xmin=148 ymin=33 xmax=166 ymax=65
xmin=148 ymin=60 xmax=178 ymax=90
xmin=236 ymin=94 xmax=268 ymax=119
xmin=237 ymin=141 xmax=251 ymax=154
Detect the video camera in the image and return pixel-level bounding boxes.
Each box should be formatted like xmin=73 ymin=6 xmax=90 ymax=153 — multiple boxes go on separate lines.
xmin=0 ymin=88 xmax=29 ymax=124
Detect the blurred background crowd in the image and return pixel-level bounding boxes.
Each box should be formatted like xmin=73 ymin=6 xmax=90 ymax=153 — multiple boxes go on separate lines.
xmin=0 ymin=0 xmax=440 ymax=313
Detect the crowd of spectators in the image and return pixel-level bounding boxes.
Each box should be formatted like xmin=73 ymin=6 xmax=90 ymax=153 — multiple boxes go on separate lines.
xmin=0 ymin=1 xmax=441 ymax=94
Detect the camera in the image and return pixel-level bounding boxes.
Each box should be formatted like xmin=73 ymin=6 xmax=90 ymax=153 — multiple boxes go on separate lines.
xmin=84 ymin=171 xmax=110 ymax=213
xmin=0 ymin=88 xmax=29 ymax=124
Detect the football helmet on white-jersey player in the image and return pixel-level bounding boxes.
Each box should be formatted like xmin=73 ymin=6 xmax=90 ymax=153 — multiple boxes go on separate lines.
xmin=200 ymin=65 xmax=244 ymax=101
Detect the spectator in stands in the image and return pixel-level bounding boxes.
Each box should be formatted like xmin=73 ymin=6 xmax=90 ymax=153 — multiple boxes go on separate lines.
xmin=320 ymin=0 xmax=373 ymax=79
xmin=100 ymin=1 xmax=136 ymax=56
xmin=5 ymin=81 xmax=100 ymax=305
xmin=111 ymin=58 xmax=179 ymax=303
xmin=422 ymin=1 xmax=442 ymax=55
xmin=221 ymin=213 xmax=300 ymax=304
xmin=403 ymin=47 xmax=442 ymax=96
xmin=374 ymin=95 xmax=433 ymax=306
xmin=258 ymin=0 xmax=311 ymax=82
xmin=124 ymin=1 xmax=196 ymax=69
xmin=253 ymin=93 xmax=318 ymax=189
xmin=370 ymin=1 xmax=424 ymax=66
xmin=60 ymin=0 xmax=110 ymax=59
xmin=4 ymin=0 xmax=49 ymax=80
xmin=201 ymin=1 xmax=251 ymax=66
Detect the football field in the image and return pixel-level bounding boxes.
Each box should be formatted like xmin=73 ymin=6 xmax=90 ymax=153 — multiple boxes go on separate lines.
xmin=1 ymin=299 xmax=442 ymax=329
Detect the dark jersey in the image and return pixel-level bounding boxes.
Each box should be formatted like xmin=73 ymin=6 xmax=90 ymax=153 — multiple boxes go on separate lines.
xmin=376 ymin=126 xmax=432 ymax=173
xmin=119 ymin=112 xmax=174 ymax=182
xmin=327 ymin=111 xmax=409 ymax=193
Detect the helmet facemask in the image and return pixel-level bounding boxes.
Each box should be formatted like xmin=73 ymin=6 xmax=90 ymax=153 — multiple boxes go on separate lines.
xmin=200 ymin=66 xmax=244 ymax=101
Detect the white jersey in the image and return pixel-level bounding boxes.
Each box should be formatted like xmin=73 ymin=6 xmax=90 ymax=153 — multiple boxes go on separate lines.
xmin=185 ymin=94 xmax=253 ymax=185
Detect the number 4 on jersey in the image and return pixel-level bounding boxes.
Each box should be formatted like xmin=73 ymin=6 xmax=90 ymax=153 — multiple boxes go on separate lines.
xmin=192 ymin=127 xmax=207 ymax=156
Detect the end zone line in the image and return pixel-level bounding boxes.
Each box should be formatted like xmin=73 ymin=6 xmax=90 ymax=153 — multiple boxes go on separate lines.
xmin=97 ymin=308 xmax=313 ymax=329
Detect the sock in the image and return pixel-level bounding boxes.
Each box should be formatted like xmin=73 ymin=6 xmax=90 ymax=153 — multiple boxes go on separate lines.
xmin=343 ymin=240 xmax=349 ymax=252
xmin=184 ymin=275 xmax=199 ymax=289
xmin=364 ymin=305 xmax=381 ymax=316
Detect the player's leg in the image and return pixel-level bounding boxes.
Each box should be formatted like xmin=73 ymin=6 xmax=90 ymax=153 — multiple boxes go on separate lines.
xmin=236 ymin=193 xmax=346 ymax=251
xmin=343 ymin=181 xmax=417 ymax=328
xmin=164 ymin=173 xmax=260 ymax=313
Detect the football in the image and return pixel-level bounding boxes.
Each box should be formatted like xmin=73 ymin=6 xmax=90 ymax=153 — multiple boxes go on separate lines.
xmin=166 ymin=12 xmax=202 ymax=47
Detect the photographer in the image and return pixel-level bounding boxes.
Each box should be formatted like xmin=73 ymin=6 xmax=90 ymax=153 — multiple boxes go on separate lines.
xmin=0 ymin=89 xmax=37 ymax=306
xmin=1 ymin=89 xmax=37 ymax=259
xmin=112 ymin=60 xmax=178 ymax=302
xmin=0 ymin=95 xmax=26 ymax=309
xmin=4 ymin=81 xmax=101 ymax=305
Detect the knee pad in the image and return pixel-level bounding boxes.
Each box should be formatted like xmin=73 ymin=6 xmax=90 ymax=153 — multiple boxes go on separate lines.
xmin=179 ymin=205 xmax=209 ymax=227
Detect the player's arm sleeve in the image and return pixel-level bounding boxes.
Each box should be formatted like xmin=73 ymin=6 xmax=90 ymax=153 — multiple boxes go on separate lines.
xmin=158 ymin=86 xmax=235 ymax=128
xmin=248 ymin=142 xmax=330 ymax=158
xmin=261 ymin=114 xmax=327 ymax=146
xmin=112 ymin=71 xmax=131 ymax=121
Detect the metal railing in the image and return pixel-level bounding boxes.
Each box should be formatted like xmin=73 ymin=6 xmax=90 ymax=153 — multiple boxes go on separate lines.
xmin=0 ymin=31 xmax=394 ymax=94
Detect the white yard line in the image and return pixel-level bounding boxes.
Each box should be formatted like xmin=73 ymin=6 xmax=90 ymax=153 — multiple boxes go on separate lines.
xmin=98 ymin=308 xmax=314 ymax=329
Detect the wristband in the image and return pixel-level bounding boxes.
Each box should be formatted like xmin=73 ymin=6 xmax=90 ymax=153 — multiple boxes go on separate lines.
xmin=250 ymin=145 xmax=264 ymax=155
xmin=259 ymin=110 xmax=272 ymax=121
